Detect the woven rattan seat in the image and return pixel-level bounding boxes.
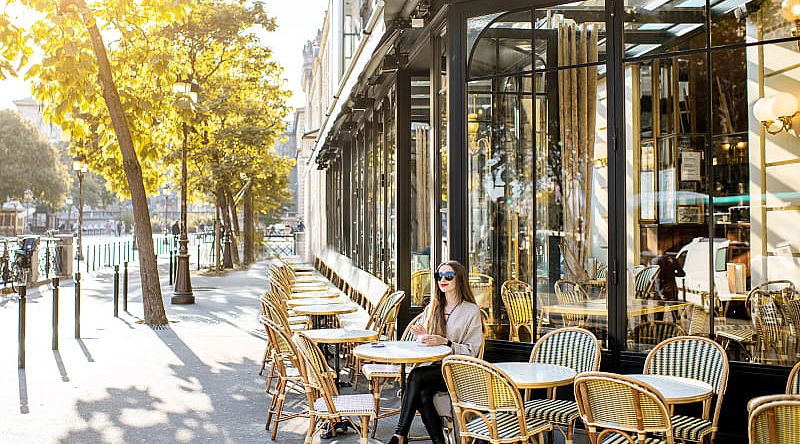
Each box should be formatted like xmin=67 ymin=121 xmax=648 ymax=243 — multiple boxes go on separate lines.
xmin=526 ymin=327 xmax=601 ymax=443
xmin=748 ymin=394 xmax=800 ymax=443
xmin=313 ymin=393 xmax=374 ymax=414
xmin=464 ymin=411 xmax=551 ymax=441
xmin=361 ymin=363 xmax=401 ymax=378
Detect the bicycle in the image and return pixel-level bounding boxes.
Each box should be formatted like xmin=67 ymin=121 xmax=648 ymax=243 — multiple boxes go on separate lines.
xmin=10 ymin=237 xmax=37 ymax=293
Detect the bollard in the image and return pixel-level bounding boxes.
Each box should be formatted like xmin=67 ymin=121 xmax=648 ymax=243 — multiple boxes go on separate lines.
xmin=18 ymin=285 xmax=26 ymax=369
xmin=123 ymin=261 xmax=129 ymax=312
xmin=74 ymin=272 xmax=81 ymax=338
xmin=52 ymin=277 xmax=60 ymax=350
xmin=113 ymin=265 xmax=119 ymax=317
xmin=197 ymin=242 xmax=201 ymax=271
xmin=168 ymin=249 xmax=174 ymax=286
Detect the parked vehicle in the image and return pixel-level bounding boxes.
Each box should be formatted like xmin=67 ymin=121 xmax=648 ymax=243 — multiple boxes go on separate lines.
xmin=675 ymin=237 xmax=750 ymax=306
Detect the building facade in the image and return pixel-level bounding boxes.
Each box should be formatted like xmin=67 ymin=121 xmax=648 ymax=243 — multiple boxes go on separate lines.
xmin=299 ymin=1 xmax=800 ymax=440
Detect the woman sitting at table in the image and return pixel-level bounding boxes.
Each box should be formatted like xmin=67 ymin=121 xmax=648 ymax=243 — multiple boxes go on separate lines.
xmin=386 ymin=260 xmax=483 ymax=444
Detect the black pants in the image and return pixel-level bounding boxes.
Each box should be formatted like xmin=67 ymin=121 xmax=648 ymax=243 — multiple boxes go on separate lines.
xmin=395 ymin=364 xmax=448 ymax=443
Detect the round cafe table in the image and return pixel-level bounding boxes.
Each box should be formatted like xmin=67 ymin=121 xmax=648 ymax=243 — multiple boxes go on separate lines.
xmin=286 ymin=297 xmax=347 ymax=307
xmin=293 ymin=304 xmax=358 ymax=329
xmin=627 ymin=374 xmax=713 ymax=405
xmin=290 ymin=291 xmax=342 ymax=299
xmin=353 ymin=341 xmax=451 ymax=389
xmin=301 ymin=328 xmax=379 ymax=387
xmin=291 ymin=284 xmax=332 ymax=292
xmin=494 ymin=362 xmax=576 ymax=392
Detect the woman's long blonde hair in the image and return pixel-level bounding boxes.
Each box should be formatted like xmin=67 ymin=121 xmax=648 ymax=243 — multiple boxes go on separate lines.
xmin=426 ymin=261 xmax=476 ymax=337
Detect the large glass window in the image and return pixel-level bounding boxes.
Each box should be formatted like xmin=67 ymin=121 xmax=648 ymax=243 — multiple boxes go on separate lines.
xmin=624 ymin=0 xmax=800 ymax=367
xmin=411 ymin=77 xmax=433 ymax=306
xmin=466 ymin=6 xmax=609 ymax=342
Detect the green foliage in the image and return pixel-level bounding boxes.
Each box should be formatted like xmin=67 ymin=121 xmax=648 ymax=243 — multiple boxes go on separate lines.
xmin=0 ymin=109 xmax=70 ymax=209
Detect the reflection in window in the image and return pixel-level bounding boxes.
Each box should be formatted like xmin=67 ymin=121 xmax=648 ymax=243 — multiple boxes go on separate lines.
xmin=411 ymin=78 xmax=432 ymax=306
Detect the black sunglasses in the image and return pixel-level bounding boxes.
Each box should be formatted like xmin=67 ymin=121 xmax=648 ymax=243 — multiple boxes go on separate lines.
xmin=435 ymin=271 xmax=456 ymax=281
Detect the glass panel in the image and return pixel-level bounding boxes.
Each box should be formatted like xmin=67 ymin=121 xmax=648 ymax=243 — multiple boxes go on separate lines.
xmin=623 ymin=0 xmax=706 ymax=58
xmin=711 ymin=0 xmax=800 ymax=46
xmin=411 ymin=77 xmax=432 ymax=305
xmin=439 ymin=33 xmax=449 ymax=263
xmin=365 ymin=118 xmax=374 ymax=274
xmin=385 ymin=93 xmax=397 ymax=283
xmin=375 ymin=107 xmax=385 ymax=279
xmin=468 ymin=74 xmax=534 ymax=340
xmin=468 ymin=10 xmax=532 ymax=79
xmin=710 ymin=42 xmax=800 ymax=367
xmin=625 ymin=52 xmax=710 ymax=353
xmin=534 ymin=2 xmax=607 ymax=69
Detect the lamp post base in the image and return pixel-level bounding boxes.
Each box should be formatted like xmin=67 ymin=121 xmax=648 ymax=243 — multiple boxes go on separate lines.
xmin=171 ymin=238 xmax=194 ymax=305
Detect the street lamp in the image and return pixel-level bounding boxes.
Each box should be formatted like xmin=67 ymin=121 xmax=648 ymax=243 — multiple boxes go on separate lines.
xmin=65 ymin=196 xmax=73 ymax=234
xmin=72 ymin=154 xmax=88 ymax=263
xmin=171 ymin=76 xmax=198 ymax=304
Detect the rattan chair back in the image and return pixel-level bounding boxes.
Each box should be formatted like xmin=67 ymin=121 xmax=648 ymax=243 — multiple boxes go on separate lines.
xmin=501 ymin=279 xmax=535 ymax=342
xmin=530 ymin=327 xmax=601 ymax=373
xmin=367 ymin=290 xmax=405 ymax=340
xmin=750 ymin=288 xmax=791 ymax=361
xmin=787 ymin=362 xmax=800 ymax=395
xmin=441 ymin=355 xmax=533 ymax=442
xmin=644 ymin=336 xmax=729 ymax=441
xmin=400 ymin=312 xmax=425 ymax=341
xmin=634 ymin=265 xmax=660 ymax=300
xmin=574 ymin=372 xmax=673 ymax=444
xmin=554 ymin=280 xmax=589 ymax=327
xmin=470 ymin=273 xmax=495 ymax=312
xmin=294 ymin=332 xmax=339 ymax=411
xmin=261 ymin=315 xmax=302 ymax=367
xmin=411 ymin=270 xmax=432 ymax=306
xmin=747 ymin=394 xmax=800 ymax=444
xmin=632 ymin=321 xmax=686 ymax=346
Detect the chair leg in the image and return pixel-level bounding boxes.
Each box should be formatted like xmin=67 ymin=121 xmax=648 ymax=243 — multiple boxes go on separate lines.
xmin=359 ymin=416 xmax=370 ymax=444
xmin=271 ymin=378 xmax=288 ymax=440
xmin=259 ymin=344 xmax=270 ymax=375
xmin=371 ymin=377 xmax=382 ymax=437
xmin=304 ymin=414 xmax=316 ymax=444
xmin=265 ymin=377 xmax=283 ymax=431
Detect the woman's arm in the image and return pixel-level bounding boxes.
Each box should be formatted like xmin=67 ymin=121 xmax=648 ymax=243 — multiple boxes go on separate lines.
xmin=450 ymin=307 xmax=483 ymax=357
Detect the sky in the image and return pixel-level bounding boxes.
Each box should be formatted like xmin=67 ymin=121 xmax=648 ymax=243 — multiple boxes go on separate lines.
xmin=0 ymin=0 xmax=329 ymax=112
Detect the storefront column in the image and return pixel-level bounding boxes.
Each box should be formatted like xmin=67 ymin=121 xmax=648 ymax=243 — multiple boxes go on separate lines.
xmin=396 ymin=69 xmax=413 ymax=329
xmin=446 ymin=8 xmax=468 ymax=266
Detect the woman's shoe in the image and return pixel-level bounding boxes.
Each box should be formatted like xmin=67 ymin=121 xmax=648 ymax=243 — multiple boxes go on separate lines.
xmin=386 ymin=434 xmax=406 ymax=444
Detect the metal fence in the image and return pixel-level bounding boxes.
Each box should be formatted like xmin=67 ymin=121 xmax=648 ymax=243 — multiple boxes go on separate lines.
xmin=262 ymin=234 xmax=295 ymax=258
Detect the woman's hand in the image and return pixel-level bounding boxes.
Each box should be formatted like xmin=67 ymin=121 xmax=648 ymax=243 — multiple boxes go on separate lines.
xmin=421 ymin=334 xmax=448 ymax=346
xmin=410 ymin=324 xmax=427 ymax=336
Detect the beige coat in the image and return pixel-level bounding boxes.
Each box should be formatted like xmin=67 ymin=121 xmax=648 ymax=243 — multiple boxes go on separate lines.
xmin=420 ymin=300 xmax=483 ymax=358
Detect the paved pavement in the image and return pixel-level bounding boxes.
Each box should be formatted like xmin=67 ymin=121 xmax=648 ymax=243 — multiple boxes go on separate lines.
xmin=0 ymin=258 xmax=422 ymax=444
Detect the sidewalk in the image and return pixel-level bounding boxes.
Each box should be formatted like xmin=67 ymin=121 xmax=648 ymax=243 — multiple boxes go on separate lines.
xmin=0 ymin=259 xmax=408 ymax=444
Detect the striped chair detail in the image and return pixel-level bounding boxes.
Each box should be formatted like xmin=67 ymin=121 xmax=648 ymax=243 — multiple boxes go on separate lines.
xmin=442 ymin=355 xmax=551 ymax=444
xmin=634 ymin=266 xmax=660 ymax=300
xmin=644 ymin=336 xmax=729 ymax=443
xmin=601 ymin=433 xmax=669 ymax=444
xmin=554 ymin=280 xmax=589 ymax=327
xmin=632 ymin=321 xmax=686 ymax=346
xmin=747 ymin=394 xmax=800 ymax=444
xmin=526 ymin=327 xmax=601 ymax=443
xmin=501 ymin=280 xmax=535 ymax=342
xmin=787 ymin=361 xmax=800 ymax=395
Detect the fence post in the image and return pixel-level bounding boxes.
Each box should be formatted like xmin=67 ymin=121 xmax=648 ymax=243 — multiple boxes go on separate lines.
xmin=113 ymin=265 xmax=119 ymax=317
xmin=197 ymin=242 xmax=201 ymax=271
xmin=18 ymin=285 xmax=26 ymax=369
xmin=123 ymin=261 xmax=129 ymax=312
xmin=45 ymin=241 xmax=51 ymax=279
xmin=52 ymin=277 xmax=59 ymax=350
xmin=74 ymin=272 xmax=81 ymax=338
xmin=168 ymin=249 xmax=174 ymax=286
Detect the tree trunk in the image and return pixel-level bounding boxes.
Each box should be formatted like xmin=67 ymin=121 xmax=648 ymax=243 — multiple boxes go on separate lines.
xmin=243 ymin=185 xmax=254 ymax=264
xmin=224 ymin=188 xmax=240 ymax=265
xmin=217 ymin=185 xmax=233 ymax=268
xmin=70 ymin=0 xmax=167 ymax=326
xmin=214 ymin=200 xmax=221 ymax=271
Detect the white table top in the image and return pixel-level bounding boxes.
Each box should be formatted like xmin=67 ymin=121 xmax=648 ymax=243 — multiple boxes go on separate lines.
xmin=302 ymin=328 xmax=379 ymax=344
xmin=292 ymin=304 xmax=358 ymax=316
xmin=286 ymin=297 xmax=347 ymax=306
xmin=628 ymin=374 xmax=713 ymax=404
xmin=290 ymin=291 xmax=342 ymax=299
xmin=353 ymin=341 xmax=452 ymax=364
xmin=494 ymin=362 xmax=577 ymax=389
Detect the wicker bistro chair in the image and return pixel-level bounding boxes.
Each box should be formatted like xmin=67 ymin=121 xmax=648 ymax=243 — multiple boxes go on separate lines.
xmin=644 ymin=336 xmax=729 ymax=443
xmin=634 ymin=265 xmax=660 ymax=300
xmin=442 ymin=355 xmax=552 ymax=444
xmin=524 ymin=327 xmax=601 ymax=444
xmin=470 ymin=273 xmax=496 ymax=323
xmin=747 ymin=394 xmax=800 ymax=444
xmin=293 ymin=333 xmax=375 ymax=444
xmin=349 ymin=291 xmax=406 ymax=390
xmin=631 ymin=321 xmax=687 ymax=347
xmin=501 ymin=280 xmax=536 ymax=342
xmin=554 ymin=280 xmax=590 ymax=328
xmin=574 ymin=372 xmax=675 ymax=444
xmin=260 ymin=316 xmax=306 ymax=440
xmin=787 ymin=361 xmax=800 ymax=395
xmin=411 ymin=270 xmax=432 ymax=306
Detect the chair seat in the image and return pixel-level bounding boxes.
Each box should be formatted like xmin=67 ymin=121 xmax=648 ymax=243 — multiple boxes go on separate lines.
xmin=362 ymin=363 xmax=400 ymax=379
xmin=313 ymin=393 xmax=375 ymax=415
xmin=464 ymin=410 xmax=550 ymax=440
xmin=601 ymin=433 xmax=668 ymax=444
xmin=670 ymin=415 xmax=713 ymax=442
xmin=289 ymin=323 xmax=306 ymax=332
xmin=524 ymin=398 xmax=580 ymax=425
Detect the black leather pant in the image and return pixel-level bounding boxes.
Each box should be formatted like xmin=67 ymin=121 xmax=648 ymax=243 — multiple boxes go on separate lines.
xmin=394 ymin=364 xmax=448 ymax=444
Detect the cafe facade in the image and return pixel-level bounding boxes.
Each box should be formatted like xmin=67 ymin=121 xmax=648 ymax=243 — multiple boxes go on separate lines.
xmin=300 ymin=0 xmax=800 ymax=440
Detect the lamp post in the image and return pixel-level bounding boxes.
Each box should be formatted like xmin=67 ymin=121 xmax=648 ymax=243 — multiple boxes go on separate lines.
xmin=72 ymin=155 xmax=88 ymax=263
xmin=23 ymin=189 xmax=33 ymax=233
xmin=171 ymin=77 xmax=197 ymax=304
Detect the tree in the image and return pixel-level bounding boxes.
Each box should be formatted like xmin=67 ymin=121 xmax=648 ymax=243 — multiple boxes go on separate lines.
xmin=0 ymin=110 xmax=70 ymax=209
